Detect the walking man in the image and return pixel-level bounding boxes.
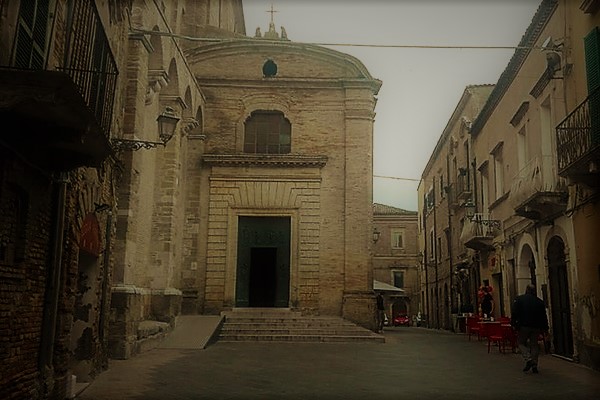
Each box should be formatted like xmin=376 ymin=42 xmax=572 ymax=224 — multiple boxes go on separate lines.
xmin=511 ymin=284 xmax=549 ymax=374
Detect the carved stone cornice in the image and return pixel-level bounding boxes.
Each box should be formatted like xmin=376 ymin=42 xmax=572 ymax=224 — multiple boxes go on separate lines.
xmin=202 ymin=154 xmax=328 ymax=168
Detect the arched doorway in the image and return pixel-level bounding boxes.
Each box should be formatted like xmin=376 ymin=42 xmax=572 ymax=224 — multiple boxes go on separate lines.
xmin=517 ymin=244 xmax=536 ymax=295
xmin=547 ymin=236 xmax=573 ymax=358
xmin=70 ymin=213 xmax=102 ymax=382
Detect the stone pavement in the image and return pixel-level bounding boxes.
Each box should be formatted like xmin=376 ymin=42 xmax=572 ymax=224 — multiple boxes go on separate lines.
xmin=78 ymin=326 xmax=600 ymax=400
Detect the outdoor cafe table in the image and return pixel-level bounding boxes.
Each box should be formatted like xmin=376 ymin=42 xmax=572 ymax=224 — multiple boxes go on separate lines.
xmin=477 ymin=320 xmax=501 ymax=338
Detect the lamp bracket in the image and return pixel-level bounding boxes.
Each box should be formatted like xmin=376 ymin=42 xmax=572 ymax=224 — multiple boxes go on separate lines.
xmin=111 ymin=138 xmax=167 ymax=151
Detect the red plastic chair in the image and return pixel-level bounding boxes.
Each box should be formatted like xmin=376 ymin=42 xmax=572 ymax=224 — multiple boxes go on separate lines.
xmin=487 ymin=323 xmax=506 ymax=353
xmin=501 ymin=324 xmax=518 ymax=353
xmin=466 ymin=316 xmax=481 ymax=341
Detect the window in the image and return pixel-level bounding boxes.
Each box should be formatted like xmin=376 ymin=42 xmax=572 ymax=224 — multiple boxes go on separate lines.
xmin=429 ymin=230 xmax=435 ymax=260
xmin=437 ymin=237 xmax=442 ymax=259
xmin=517 ymin=126 xmax=527 ymax=171
xmin=13 ymin=0 xmax=50 ymax=69
xmin=585 ymin=27 xmax=600 ymax=93
xmin=244 ymin=110 xmax=291 ymax=154
xmin=391 ymin=229 xmax=404 ymax=249
xmin=479 ymin=162 xmax=489 ymax=211
xmin=491 ymin=142 xmax=504 ymax=200
xmin=393 ymin=270 xmax=404 ymax=288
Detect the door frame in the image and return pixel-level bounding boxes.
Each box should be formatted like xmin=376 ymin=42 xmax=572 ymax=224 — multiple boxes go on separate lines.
xmin=225 ymin=209 xmax=299 ymax=309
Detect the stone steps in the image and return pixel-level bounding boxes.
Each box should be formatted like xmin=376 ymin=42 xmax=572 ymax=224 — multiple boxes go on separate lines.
xmin=218 ymin=309 xmax=384 ymax=343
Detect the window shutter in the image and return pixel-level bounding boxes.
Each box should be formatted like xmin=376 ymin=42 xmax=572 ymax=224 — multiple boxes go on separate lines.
xmin=13 ymin=0 xmax=50 ymax=69
xmin=585 ymin=27 xmax=600 ymax=93
xmin=585 ymin=27 xmax=600 ymax=144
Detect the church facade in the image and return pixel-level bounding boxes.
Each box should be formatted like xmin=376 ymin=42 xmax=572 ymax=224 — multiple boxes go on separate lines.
xmin=181 ymin=28 xmax=381 ymax=320
xmin=109 ymin=1 xmax=382 ymax=359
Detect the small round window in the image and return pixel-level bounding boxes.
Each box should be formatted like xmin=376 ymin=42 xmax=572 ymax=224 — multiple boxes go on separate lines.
xmin=262 ymin=59 xmax=277 ymax=77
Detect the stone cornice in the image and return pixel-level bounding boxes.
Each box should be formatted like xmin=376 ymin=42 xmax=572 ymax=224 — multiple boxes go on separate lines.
xmin=202 ymin=154 xmax=328 ymax=168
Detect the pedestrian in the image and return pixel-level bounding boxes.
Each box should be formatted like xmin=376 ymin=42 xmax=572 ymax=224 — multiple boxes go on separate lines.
xmin=376 ymin=292 xmax=385 ymax=333
xmin=481 ymin=286 xmax=494 ymax=318
xmin=511 ymin=284 xmax=549 ymax=374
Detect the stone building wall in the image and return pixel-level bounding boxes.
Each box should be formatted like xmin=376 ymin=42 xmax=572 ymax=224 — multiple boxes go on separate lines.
xmin=180 ymin=37 xmax=380 ymax=328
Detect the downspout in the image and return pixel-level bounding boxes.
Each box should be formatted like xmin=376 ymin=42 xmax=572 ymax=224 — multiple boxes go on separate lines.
xmin=423 ymin=191 xmax=429 ymax=328
xmin=471 ymin=156 xmax=479 ymax=302
xmin=432 ymin=176 xmax=439 ymax=329
xmin=39 ymin=172 xmax=69 ymax=375
xmin=446 ymin=154 xmax=455 ymax=317
xmin=98 ymin=210 xmax=113 ymax=367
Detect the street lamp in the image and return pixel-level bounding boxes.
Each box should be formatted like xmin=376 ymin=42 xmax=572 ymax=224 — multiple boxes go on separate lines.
xmin=373 ymin=227 xmax=381 ymax=243
xmin=462 ymin=199 xmax=500 ymax=229
xmin=112 ymin=107 xmax=180 ymax=151
xmin=464 ymin=200 xmax=476 ymax=220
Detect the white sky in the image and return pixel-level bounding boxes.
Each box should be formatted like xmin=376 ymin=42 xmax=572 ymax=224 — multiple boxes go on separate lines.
xmin=243 ymin=0 xmax=541 ymax=211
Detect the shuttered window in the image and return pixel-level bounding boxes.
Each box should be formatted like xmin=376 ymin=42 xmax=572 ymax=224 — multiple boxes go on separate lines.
xmin=584 ymin=27 xmax=600 ymax=143
xmin=13 ymin=0 xmax=51 ymax=69
xmin=244 ymin=111 xmax=291 ymax=154
xmin=585 ymin=27 xmax=600 ymax=92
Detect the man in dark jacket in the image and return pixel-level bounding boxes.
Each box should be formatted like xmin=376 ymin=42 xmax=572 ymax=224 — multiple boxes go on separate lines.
xmin=511 ymin=284 xmax=549 ymax=373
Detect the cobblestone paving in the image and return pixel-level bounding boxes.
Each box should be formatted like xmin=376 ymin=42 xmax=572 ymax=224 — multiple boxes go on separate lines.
xmin=78 ymin=327 xmax=600 ymax=400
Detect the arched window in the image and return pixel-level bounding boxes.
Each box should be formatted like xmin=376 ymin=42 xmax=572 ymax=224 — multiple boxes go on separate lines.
xmin=244 ymin=111 xmax=291 ymax=154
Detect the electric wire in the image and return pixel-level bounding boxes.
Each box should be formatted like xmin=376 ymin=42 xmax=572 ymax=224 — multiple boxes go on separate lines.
xmin=128 ymin=28 xmax=544 ymax=51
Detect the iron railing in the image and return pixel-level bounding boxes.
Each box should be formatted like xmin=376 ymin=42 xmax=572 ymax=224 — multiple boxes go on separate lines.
xmin=58 ymin=0 xmax=118 ymax=137
xmin=556 ymin=87 xmax=600 ymax=173
xmin=8 ymin=0 xmax=118 ymax=138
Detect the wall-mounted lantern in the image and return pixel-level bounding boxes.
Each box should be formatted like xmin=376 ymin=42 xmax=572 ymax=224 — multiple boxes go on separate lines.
xmin=112 ymin=107 xmax=180 ymax=151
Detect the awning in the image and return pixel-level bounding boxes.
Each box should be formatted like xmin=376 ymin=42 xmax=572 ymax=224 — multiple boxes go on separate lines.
xmin=374 ymin=280 xmax=406 ymax=295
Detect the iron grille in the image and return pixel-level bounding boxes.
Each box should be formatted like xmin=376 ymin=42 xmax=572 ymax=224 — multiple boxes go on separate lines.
xmin=556 ymin=87 xmax=600 ymax=173
xmin=58 ymin=0 xmax=118 ymax=138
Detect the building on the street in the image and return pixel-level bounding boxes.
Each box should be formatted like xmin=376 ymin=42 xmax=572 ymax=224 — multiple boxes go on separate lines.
xmin=106 ymin=0 xmax=247 ymax=361
xmin=107 ymin=0 xmax=382 ymax=361
xmin=372 ymin=203 xmax=419 ymax=322
xmin=0 ymin=0 xmax=131 ymax=398
xmin=417 ymin=85 xmax=494 ymax=330
xmin=418 ymin=0 xmax=600 ymax=370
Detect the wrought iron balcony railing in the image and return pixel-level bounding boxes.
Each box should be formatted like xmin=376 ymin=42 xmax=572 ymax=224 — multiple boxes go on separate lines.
xmin=57 ymin=0 xmax=118 ymax=137
xmin=459 ymin=213 xmax=499 ymax=251
xmin=556 ymin=87 xmax=600 ymax=176
xmin=7 ymin=0 xmax=117 ymax=139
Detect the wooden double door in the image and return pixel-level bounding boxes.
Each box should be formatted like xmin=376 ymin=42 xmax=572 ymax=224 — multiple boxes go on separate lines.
xmin=236 ymin=216 xmax=290 ymax=307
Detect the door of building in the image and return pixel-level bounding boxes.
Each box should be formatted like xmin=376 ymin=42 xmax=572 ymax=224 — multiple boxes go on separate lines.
xmin=547 ymin=236 xmax=574 ymax=358
xmin=236 ymin=216 xmax=290 ymax=307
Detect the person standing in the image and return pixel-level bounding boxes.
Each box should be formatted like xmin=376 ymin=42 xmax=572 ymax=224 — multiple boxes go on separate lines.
xmin=481 ymin=286 xmax=494 ymax=318
xmin=376 ymin=292 xmax=385 ymax=333
xmin=511 ymin=284 xmax=549 ymax=374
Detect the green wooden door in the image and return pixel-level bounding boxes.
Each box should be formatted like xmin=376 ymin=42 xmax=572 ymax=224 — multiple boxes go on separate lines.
xmin=236 ymin=216 xmax=290 ymax=307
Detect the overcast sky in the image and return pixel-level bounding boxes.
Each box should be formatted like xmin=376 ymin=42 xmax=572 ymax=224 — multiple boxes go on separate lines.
xmin=243 ymin=0 xmax=541 ymax=211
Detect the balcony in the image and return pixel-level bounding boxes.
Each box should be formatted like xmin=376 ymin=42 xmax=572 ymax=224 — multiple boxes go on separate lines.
xmin=556 ymin=88 xmax=600 ymax=188
xmin=455 ymin=172 xmax=471 ymax=201
xmin=510 ymin=156 xmax=568 ymax=220
xmin=448 ymin=173 xmax=471 ymax=209
xmin=459 ymin=214 xmax=499 ymax=251
xmin=0 ymin=0 xmax=117 ymax=171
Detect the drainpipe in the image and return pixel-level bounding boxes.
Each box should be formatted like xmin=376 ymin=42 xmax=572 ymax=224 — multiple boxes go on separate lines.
xmin=446 ymin=154 xmax=455 ymax=322
xmin=423 ymin=191 xmax=429 ymax=328
xmin=432 ymin=177 xmax=439 ymax=329
xmin=98 ymin=210 xmax=113 ymax=365
xmin=39 ymin=172 xmax=69 ymax=374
